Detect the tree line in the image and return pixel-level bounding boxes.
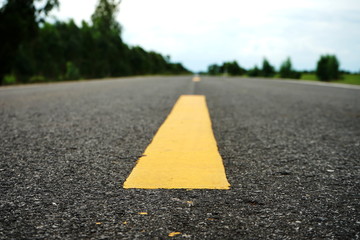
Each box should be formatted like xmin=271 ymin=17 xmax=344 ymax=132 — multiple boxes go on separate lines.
xmin=206 ymin=55 xmax=343 ymax=82
xmin=0 ymin=0 xmax=191 ymax=85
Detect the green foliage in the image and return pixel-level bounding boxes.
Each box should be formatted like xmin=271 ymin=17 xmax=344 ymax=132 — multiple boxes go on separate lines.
xmin=247 ymin=58 xmax=276 ymax=77
xmin=246 ymin=59 xmax=275 ymax=78
xmin=169 ymin=63 xmax=189 ymax=75
xmin=301 ymin=73 xmax=360 ymax=85
xmin=279 ymin=58 xmax=291 ymax=78
xmin=29 ymin=75 xmax=46 ymax=83
xmin=207 ymin=61 xmax=245 ymax=76
xmin=316 ymin=55 xmax=340 ymax=81
xmin=65 ymin=62 xmax=81 ymax=80
xmin=3 ymin=74 xmax=17 ymax=85
xmin=248 ymin=66 xmax=261 ymax=77
xmin=38 ymin=0 xmax=59 ymax=17
xmin=261 ymin=58 xmax=275 ymax=77
xmin=300 ymin=73 xmax=318 ymax=81
xmin=0 ymin=0 xmax=191 ymax=85
xmin=335 ymin=74 xmax=360 ymax=85
xmin=91 ymin=0 xmax=121 ymax=36
xmin=0 ymin=0 xmax=59 ymax=84
xmin=279 ymin=57 xmax=301 ymax=79
xmin=207 ymin=64 xmax=221 ymax=75
xmin=222 ymin=61 xmax=246 ymax=76
xmin=0 ymin=0 xmax=37 ymax=84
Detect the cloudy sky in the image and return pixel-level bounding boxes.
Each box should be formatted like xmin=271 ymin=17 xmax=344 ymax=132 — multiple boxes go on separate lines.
xmin=51 ymin=0 xmax=360 ymax=72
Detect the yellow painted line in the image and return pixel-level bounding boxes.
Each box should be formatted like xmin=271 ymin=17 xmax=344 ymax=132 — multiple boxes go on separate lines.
xmin=123 ymin=95 xmax=230 ymax=189
xmin=169 ymin=232 xmax=182 ymax=237
xmin=192 ymin=76 xmax=201 ymax=82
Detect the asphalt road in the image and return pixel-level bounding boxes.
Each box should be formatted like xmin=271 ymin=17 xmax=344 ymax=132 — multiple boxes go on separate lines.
xmin=1 ymin=76 xmax=359 ymax=239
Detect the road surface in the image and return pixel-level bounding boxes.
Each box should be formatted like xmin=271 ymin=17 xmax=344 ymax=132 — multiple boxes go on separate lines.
xmin=1 ymin=76 xmax=359 ymax=239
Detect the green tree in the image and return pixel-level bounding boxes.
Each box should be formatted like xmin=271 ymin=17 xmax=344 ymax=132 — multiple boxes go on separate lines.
xmin=130 ymin=46 xmax=149 ymax=75
xmin=0 ymin=0 xmax=190 ymax=84
xmin=168 ymin=63 xmax=190 ymax=74
xmin=65 ymin=61 xmax=81 ymax=80
xmin=316 ymin=55 xmax=340 ymax=81
xmin=279 ymin=57 xmax=301 ymax=79
xmin=208 ymin=64 xmax=221 ymax=75
xmin=0 ymin=0 xmax=59 ymax=84
xmin=261 ymin=58 xmax=275 ymax=77
xmin=248 ymin=65 xmax=261 ymax=77
xmin=222 ymin=61 xmax=245 ymax=76
xmin=90 ymin=0 xmax=131 ymax=77
xmin=91 ymin=0 xmax=121 ymax=36
xmin=33 ymin=22 xmax=64 ymax=80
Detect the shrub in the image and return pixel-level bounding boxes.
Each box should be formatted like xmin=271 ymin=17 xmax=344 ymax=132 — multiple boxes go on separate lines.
xmin=29 ymin=75 xmax=46 ymax=83
xmin=3 ymin=74 xmax=16 ymax=85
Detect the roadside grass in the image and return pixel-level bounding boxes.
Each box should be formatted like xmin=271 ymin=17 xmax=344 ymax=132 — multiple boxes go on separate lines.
xmin=300 ymin=74 xmax=318 ymax=81
xmin=334 ymin=74 xmax=360 ymax=85
xmin=300 ymin=73 xmax=360 ymax=85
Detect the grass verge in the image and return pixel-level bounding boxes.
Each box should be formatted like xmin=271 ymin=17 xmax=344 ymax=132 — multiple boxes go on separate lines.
xmin=300 ymin=74 xmax=360 ymax=85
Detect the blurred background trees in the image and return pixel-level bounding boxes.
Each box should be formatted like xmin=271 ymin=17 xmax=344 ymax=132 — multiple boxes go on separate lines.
xmin=0 ymin=0 xmax=59 ymax=84
xmin=0 ymin=0 xmax=190 ymax=85
xmin=222 ymin=61 xmax=246 ymax=76
xmin=208 ymin=58 xmax=277 ymax=78
xmin=207 ymin=64 xmax=221 ymax=76
xmin=261 ymin=58 xmax=275 ymax=77
xmin=316 ymin=55 xmax=340 ymax=81
xmin=279 ymin=57 xmax=301 ymax=79
xmin=247 ymin=66 xmax=261 ymax=77
xmin=206 ymin=56 xmax=350 ymax=83
xmin=207 ymin=61 xmax=245 ymax=76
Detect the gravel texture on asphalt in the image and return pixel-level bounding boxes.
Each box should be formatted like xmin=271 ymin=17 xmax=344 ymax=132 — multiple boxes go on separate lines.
xmin=0 ymin=76 xmax=359 ymax=239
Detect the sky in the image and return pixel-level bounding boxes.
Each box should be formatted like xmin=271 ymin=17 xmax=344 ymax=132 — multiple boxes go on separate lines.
xmin=49 ymin=0 xmax=360 ymax=72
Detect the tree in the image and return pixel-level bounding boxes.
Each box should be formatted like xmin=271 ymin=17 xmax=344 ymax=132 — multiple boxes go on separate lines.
xmin=207 ymin=61 xmax=246 ymax=76
xmin=222 ymin=61 xmax=245 ymax=76
xmin=65 ymin=61 xmax=81 ymax=80
xmin=91 ymin=0 xmax=121 ymax=36
xmin=168 ymin=63 xmax=190 ymax=75
xmin=316 ymin=55 xmax=340 ymax=81
xmin=248 ymin=65 xmax=261 ymax=77
xmin=261 ymin=58 xmax=275 ymax=77
xmin=0 ymin=0 xmax=59 ymax=84
xmin=0 ymin=0 xmax=190 ymax=84
xmin=279 ymin=57 xmax=301 ymax=79
xmin=208 ymin=64 xmax=221 ymax=75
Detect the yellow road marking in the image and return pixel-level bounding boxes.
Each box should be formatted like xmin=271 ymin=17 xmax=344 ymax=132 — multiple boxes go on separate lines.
xmin=123 ymin=95 xmax=230 ymax=189
xmin=169 ymin=232 xmax=182 ymax=237
xmin=192 ymin=76 xmax=201 ymax=82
